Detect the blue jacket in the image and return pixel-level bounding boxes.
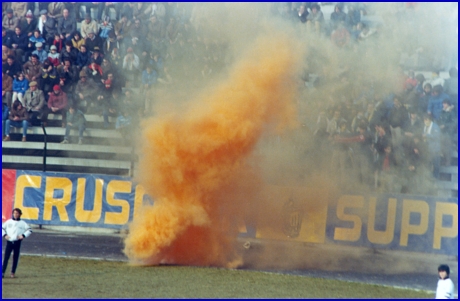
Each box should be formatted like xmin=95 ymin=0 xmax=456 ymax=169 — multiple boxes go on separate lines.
xmin=76 ymin=51 xmax=91 ymax=68
xmin=428 ymin=92 xmax=450 ymax=120
xmin=12 ymin=78 xmax=29 ymax=93
xmin=32 ymin=49 xmax=48 ymax=63
xmin=142 ymin=69 xmax=157 ymax=86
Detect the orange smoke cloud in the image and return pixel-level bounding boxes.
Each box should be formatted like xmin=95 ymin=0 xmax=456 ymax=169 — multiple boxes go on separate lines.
xmin=123 ymin=33 xmax=303 ymax=267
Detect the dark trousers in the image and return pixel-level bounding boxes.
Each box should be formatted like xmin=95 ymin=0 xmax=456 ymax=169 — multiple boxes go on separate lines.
xmin=2 ymin=240 xmax=22 ymax=274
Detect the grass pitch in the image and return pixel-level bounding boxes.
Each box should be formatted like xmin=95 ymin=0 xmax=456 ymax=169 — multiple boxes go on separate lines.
xmin=2 ymin=256 xmax=432 ymax=298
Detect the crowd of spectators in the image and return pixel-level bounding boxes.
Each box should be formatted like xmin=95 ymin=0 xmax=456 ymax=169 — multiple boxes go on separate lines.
xmin=1 ymin=3 xmax=458 ymax=194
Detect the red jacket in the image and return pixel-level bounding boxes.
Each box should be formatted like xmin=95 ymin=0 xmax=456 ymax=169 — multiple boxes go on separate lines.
xmin=47 ymin=91 xmax=68 ymax=110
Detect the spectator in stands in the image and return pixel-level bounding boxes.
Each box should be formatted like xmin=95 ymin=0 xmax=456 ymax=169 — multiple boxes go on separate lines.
xmin=104 ymin=31 xmax=119 ymax=54
xmin=330 ymin=4 xmax=347 ymax=30
xmin=141 ymin=65 xmax=157 ymax=92
xmin=422 ymin=114 xmax=441 ymax=179
xmin=23 ymin=54 xmax=43 ymax=87
xmin=114 ymin=14 xmax=131 ymax=43
xmin=57 ymin=67 xmax=76 ymax=98
xmin=47 ymin=2 xmax=65 ymax=20
xmin=75 ymin=70 xmax=98 ymax=113
xmin=76 ymin=44 xmax=91 ymax=69
xmin=12 ymin=72 xmax=29 ymax=106
xmin=10 ymin=27 xmax=28 ymax=63
xmin=83 ymin=2 xmax=104 ymax=23
xmin=32 ymin=42 xmax=48 ymax=64
xmin=438 ymin=99 xmax=457 ymax=167
xmin=89 ymin=47 xmax=103 ymax=66
xmin=40 ymin=59 xmax=59 ymax=96
xmin=346 ymin=4 xmax=361 ymax=29
xmin=23 ymin=81 xmax=46 ymax=126
xmin=428 ymin=85 xmax=450 ymax=121
xmin=87 ymin=61 xmax=103 ymax=83
xmin=38 ymin=10 xmax=57 ymax=46
xmin=94 ymin=79 xmax=115 ymax=127
xmin=80 ymin=14 xmax=98 ymax=39
xmin=414 ymin=73 xmax=425 ymax=94
xmin=306 ymin=4 xmax=324 ymax=34
xmin=19 ymin=10 xmax=37 ymax=38
xmin=71 ymin=31 xmax=85 ymax=50
xmin=443 ymin=67 xmax=458 ymax=106
xmin=2 ymin=70 xmax=13 ymax=108
xmin=59 ymin=41 xmax=78 ymax=64
xmin=11 ymin=3 xmax=28 ymax=20
xmin=417 ymin=83 xmax=432 ymax=115
xmin=429 ymin=70 xmax=445 ymax=88
xmin=2 ymin=28 xmax=13 ymax=49
xmin=388 ymin=95 xmax=409 ymax=151
xmin=61 ymin=104 xmax=86 ymax=145
xmin=122 ymin=47 xmax=140 ymax=86
xmin=3 ymin=100 xmax=30 ymax=142
xmin=26 ymin=30 xmax=45 ymax=59
xmin=46 ymin=84 xmax=68 ymax=127
xmin=47 ymin=45 xmax=60 ymax=67
xmin=52 ymin=33 xmax=64 ymax=53
xmin=57 ymin=9 xmax=76 ymax=43
xmin=99 ymin=16 xmax=113 ymax=40
xmin=2 ymin=102 xmax=9 ymax=139
xmin=2 ymin=8 xmax=19 ymax=33
xmin=331 ymin=22 xmax=351 ymax=48
xmin=85 ymin=31 xmax=103 ymax=53
xmin=3 ymin=56 xmax=22 ymax=80
xmin=404 ymin=109 xmax=423 ymax=139
xmin=116 ymin=109 xmax=133 ymax=144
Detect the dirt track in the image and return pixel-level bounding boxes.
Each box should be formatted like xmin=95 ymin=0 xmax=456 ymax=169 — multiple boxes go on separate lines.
xmin=1 ymin=229 xmax=457 ymax=296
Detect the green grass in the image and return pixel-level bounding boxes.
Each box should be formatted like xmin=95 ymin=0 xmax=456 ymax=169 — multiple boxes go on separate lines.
xmin=2 ymin=256 xmax=432 ymax=298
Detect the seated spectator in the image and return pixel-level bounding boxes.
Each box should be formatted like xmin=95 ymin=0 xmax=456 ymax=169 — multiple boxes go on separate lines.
xmin=3 ymin=99 xmax=30 ymax=142
xmin=38 ymin=10 xmax=57 ymax=46
xmin=57 ymin=70 xmax=76 ymax=98
xmin=23 ymin=81 xmax=46 ymax=126
xmin=2 ymin=8 xmax=19 ymax=33
xmin=59 ymin=41 xmax=78 ymax=64
xmin=46 ymin=84 xmax=68 ymax=127
xmin=306 ymin=4 xmax=324 ymax=33
xmin=108 ymin=48 xmax=123 ymax=70
xmin=141 ymin=65 xmax=157 ymax=92
xmin=26 ymin=30 xmax=46 ymax=60
xmin=61 ymin=104 xmax=86 ymax=145
xmin=57 ymin=8 xmax=76 ymax=43
xmin=438 ymin=99 xmax=457 ymax=167
xmin=93 ymin=79 xmax=116 ymax=128
xmin=47 ymin=2 xmax=65 ymax=20
xmin=80 ymin=14 xmax=98 ymax=39
xmin=71 ymin=31 xmax=85 ymax=50
xmin=12 ymin=72 xmax=29 ymax=105
xmin=330 ymin=4 xmax=346 ymax=30
xmin=89 ymin=47 xmax=103 ymax=65
xmin=2 ymin=70 xmax=13 ymax=108
xmin=99 ymin=16 xmax=114 ymax=40
xmin=47 ymin=45 xmax=60 ymax=67
xmin=75 ymin=70 xmax=99 ymax=113
xmin=40 ymin=59 xmax=59 ymax=96
xmin=122 ymin=47 xmax=140 ymax=85
xmin=100 ymin=58 xmax=113 ymax=77
xmin=19 ymin=10 xmax=37 ymax=38
xmin=76 ymin=45 xmax=91 ymax=69
xmin=85 ymin=31 xmax=103 ymax=53
xmin=104 ymin=31 xmax=120 ymax=55
xmin=114 ymin=14 xmax=131 ymax=42
xmin=23 ymin=54 xmax=43 ymax=87
xmin=52 ymin=33 xmax=64 ymax=53
xmin=87 ymin=62 xmax=104 ymax=83
xmin=32 ymin=42 xmax=48 ymax=63
xmin=10 ymin=26 xmax=28 ymax=63
xmin=57 ymin=58 xmax=79 ymax=85
xmin=2 ymin=28 xmax=13 ymax=49
xmin=428 ymin=85 xmax=450 ymax=121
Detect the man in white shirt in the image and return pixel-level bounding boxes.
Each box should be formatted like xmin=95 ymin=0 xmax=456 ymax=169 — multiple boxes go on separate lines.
xmin=436 ymin=264 xmax=455 ymax=299
xmin=2 ymin=208 xmax=32 ymax=278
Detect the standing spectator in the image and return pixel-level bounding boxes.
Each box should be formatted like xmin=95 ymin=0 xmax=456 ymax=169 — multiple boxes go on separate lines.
xmin=23 ymin=81 xmax=46 ymax=126
xmin=23 ymin=54 xmax=43 ymax=88
xmin=436 ymin=265 xmax=455 ymax=299
xmin=443 ymin=67 xmax=458 ymax=107
xmin=80 ymin=14 xmax=98 ymax=39
xmin=330 ymin=4 xmax=347 ymax=30
xmin=1 ymin=208 xmax=33 ymax=278
xmin=57 ymin=9 xmax=76 ymax=43
xmin=19 ymin=10 xmax=37 ymax=38
xmin=11 ymin=3 xmax=28 ymax=20
xmin=61 ymin=104 xmax=86 ymax=145
xmin=32 ymin=42 xmax=48 ymax=63
xmin=404 ymin=110 xmax=423 ymax=139
xmin=46 ymin=84 xmax=68 ymax=127
xmin=3 ymin=100 xmax=30 ymax=142
xmin=422 ymin=114 xmax=441 ymax=179
xmin=438 ymin=99 xmax=457 ymax=167
xmin=2 ymin=70 xmax=13 ymax=108
xmin=428 ymin=85 xmax=450 ymax=121
xmin=47 ymin=2 xmax=65 ymax=20
xmin=2 ymin=55 xmax=22 ymax=79
xmin=346 ymin=4 xmax=361 ymax=29
xmin=2 ymin=8 xmax=19 ymax=33
xmin=71 ymin=31 xmax=85 ymax=50
xmin=12 ymin=73 xmax=29 ymax=106
xmin=47 ymin=45 xmax=60 ymax=67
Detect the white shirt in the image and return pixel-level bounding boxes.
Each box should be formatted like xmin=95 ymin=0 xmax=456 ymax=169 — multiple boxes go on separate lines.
xmin=2 ymin=219 xmax=32 ymax=242
xmin=436 ymin=278 xmax=455 ymax=299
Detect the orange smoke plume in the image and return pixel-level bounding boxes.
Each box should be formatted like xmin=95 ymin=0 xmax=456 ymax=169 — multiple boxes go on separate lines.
xmin=123 ymin=33 xmax=303 ymax=267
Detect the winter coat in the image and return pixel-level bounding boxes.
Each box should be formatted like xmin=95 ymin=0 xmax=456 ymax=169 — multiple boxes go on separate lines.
xmin=12 ymin=78 xmax=29 ymax=94
xmin=47 ymin=91 xmax=68 ymax=110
